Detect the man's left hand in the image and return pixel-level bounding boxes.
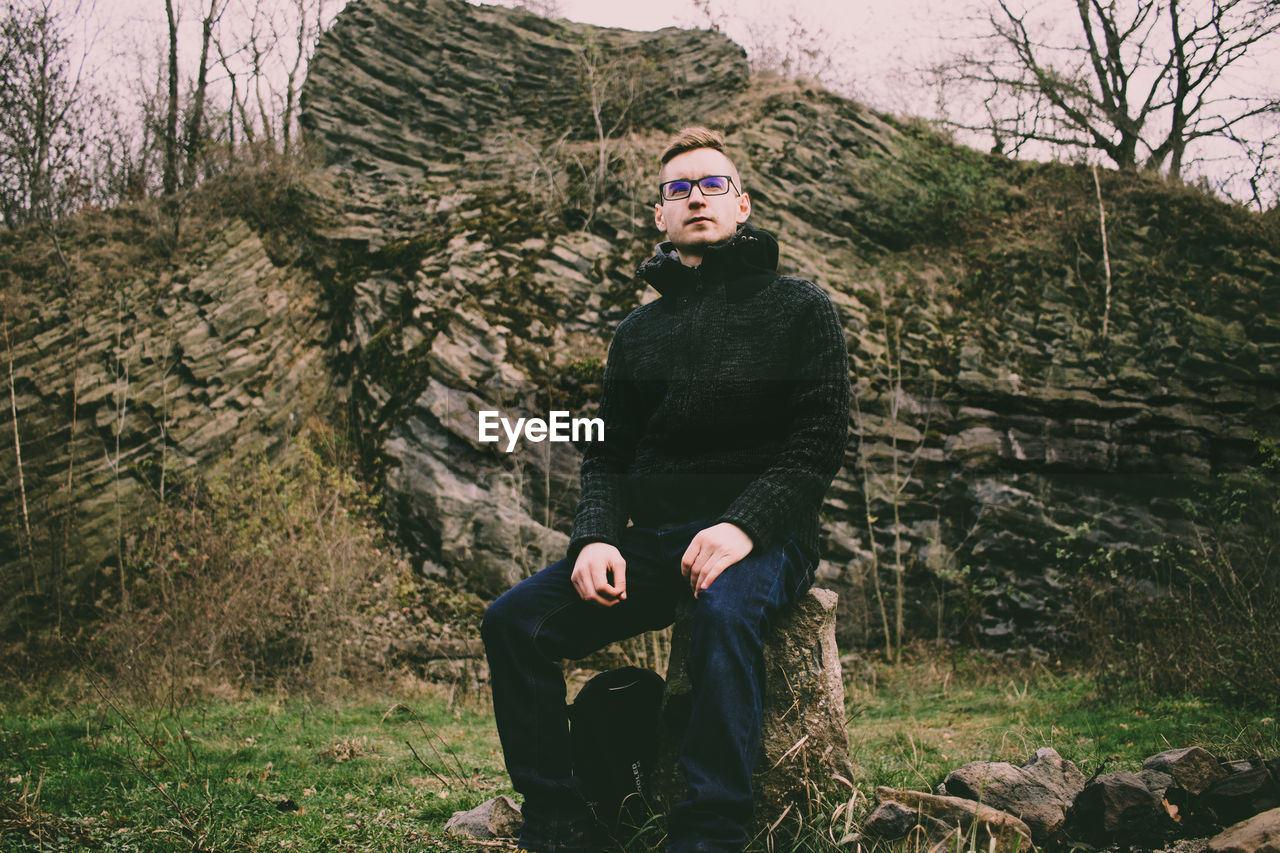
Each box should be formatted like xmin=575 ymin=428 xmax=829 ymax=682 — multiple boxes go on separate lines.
xmin=681 ymin=522 xmax=754 ymax=597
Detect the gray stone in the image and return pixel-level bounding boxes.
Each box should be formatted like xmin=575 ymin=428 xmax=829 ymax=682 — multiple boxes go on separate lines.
xmin=443 ymin=794 xmax=523 ymax=839
xmin=1145 ymin=746 xmax=1228 ymax=796
xmin=942 ymin=746 xmax=1086 ymax=841
xmin=863 ymin=799 xmax=953 ymax=846
xmin=868 ymin=787 xmax=1034 ymax=851
xmin=1141 ymin=768 xmax=1177 ymax=802
xmin=1204 ymin=768 xmax=1280 ymax=827
xmin=1209 ymin=807 xmax=1280 ymax=853
xmin=1067 ymin=770 xmax=1168 ymax=843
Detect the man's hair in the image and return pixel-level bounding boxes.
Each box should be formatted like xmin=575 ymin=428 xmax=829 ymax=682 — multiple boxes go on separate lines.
xmin=659 ymin=126 xmax=728 ymax=167
xmin=657 ymin=126 xmax=742 ymax=190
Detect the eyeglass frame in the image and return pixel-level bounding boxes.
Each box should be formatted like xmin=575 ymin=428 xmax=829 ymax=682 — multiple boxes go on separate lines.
xmin=658 ymin=175 xmax=740 ymax=202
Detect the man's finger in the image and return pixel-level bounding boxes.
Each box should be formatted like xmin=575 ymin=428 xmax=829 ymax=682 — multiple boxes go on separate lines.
xmin=681 ymin=539 xmax=702 ymax=578
xmin=609 ymin=555 xmax=627 ymax=601
xmin=591 ymin=561 xmax=615 ymax=598
xmin=688 ymin=545 xmax=716 ymax=594
xmin=575 ymin=569 xmax=602 ymax=604
xmin=696 ymin=553 xmax=735 ymax=594
xmin=572 ymin=554 xmax=613 ymax=606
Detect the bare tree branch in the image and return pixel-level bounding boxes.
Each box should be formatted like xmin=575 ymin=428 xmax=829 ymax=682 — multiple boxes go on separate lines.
xmin=935 ymin=0 xmax=1280 ymax=201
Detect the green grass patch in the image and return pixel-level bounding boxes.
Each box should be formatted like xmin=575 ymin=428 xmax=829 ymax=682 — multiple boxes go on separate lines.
xmin=2 ymin=656 xmax=1276 ymax=851
xmin=0 ymin=688 xmax=505 ymax=852
xmin=845 ymin=652 xmax=1279 ymax=801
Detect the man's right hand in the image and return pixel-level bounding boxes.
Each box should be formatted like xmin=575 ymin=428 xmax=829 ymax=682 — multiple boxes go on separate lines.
xmin=571 ymin=542 xmax=627 ymax=607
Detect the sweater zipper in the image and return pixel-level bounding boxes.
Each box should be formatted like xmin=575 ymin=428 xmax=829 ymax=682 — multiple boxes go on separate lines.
xmin=681 ymin=269 xmax=704 ymax=391
xmin=683 ymin=267 xmax=704 ymax=308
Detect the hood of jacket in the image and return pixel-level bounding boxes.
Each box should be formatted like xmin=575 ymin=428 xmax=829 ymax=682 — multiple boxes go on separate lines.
xmin=637 ymin=222 xmax=780 ymax=302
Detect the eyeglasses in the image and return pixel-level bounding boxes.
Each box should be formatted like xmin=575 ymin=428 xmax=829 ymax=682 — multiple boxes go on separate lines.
xmin=659 ymin=175 xmax=738 ymax=201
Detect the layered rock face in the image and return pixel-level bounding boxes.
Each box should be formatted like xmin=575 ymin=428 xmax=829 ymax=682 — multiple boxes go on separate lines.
xmin=1 ymin=216 xmax=334 ymax=624
xmin=4 ymin=0 xmax=1277 ymax=647
xmin=298 ymin=0 xmax=1279 ymax=642
xmin=298 ymin=0 xmax=838 ymax=597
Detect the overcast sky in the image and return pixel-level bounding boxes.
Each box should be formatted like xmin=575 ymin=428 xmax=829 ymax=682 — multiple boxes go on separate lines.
xmin=68 ymin=0 xmax=1280 ymax=203
xmin=541 ymin=0 xmax=963 ymax=116
xmin=78 ymin=0 xmax=971 ymax=118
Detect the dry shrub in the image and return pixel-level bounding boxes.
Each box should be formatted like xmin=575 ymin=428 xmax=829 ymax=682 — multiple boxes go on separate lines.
xmin=317 ymin=735 xmax=373 ymax=763
xmin=194 ymin=141 xmax=336 ymax=266
xmin=93 ymin=430 xmax=414 ymax=696
xmin=1069 ymin=438 xmax=1280 ymax=708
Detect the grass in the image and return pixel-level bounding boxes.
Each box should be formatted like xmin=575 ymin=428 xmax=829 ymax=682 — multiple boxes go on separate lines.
xmin=2 ymin=654 xmax=1276 ymax=852
xmin=844 ymin=650 xmax=1278 ymax=798
xmin=0 ymin=683 xmax=506 ymax=852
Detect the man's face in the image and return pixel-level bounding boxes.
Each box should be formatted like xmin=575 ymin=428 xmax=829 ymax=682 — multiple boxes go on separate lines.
xmin=654 ymin=147 xmax=751 ymax=264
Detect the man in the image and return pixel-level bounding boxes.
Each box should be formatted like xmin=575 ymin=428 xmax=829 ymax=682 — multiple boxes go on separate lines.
xmin=482 ymin=127 xmax=850 ymax=853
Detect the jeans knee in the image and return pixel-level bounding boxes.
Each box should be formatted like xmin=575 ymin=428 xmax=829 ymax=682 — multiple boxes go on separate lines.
xmin=481 ymin=591 xmax=524 ymax=650
xmin=692 ymin=590 xmax=763 ymax=639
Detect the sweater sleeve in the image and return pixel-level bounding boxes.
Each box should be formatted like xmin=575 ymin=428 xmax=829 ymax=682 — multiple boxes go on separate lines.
xmin=567 ymin=331 xmax=644 ymax=562
xmin=716 ymin=290 xmax=850 ymax=551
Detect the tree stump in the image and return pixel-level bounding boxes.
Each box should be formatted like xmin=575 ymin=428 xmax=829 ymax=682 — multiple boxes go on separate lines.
xmin=650 ymin=587 xmax=853 ymax=832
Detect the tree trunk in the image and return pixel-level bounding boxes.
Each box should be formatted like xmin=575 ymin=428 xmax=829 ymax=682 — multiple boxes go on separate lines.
xmin=183 ymin=0 xmax=220 ymax=187
xmin=653 ymin=589 xmax=854 ymax=834
xmin=163 ymin=0 xmax=179 ymax=196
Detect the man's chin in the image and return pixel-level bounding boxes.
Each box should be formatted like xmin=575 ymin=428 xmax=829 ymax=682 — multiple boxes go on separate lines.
xmin=676 ymin=231 xmax=731 ymax=250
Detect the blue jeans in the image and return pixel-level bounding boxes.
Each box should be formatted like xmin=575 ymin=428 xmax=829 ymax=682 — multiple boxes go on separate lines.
xmin=481 ymin=519 xmax=815 ymax=853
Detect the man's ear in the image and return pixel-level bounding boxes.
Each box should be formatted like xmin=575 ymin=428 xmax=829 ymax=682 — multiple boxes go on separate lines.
xmin=654 ymin=202 xmax=667 ymax=233
xmin=736 ymin=192 xmax=752 ymax=224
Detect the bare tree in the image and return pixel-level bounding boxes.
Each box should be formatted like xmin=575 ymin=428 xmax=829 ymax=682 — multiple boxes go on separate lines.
xmin=0 ymin=0 xmax=97 ymax=227
xmin=214 ymin=24 xmax=254 ymax=148
xmin=575 ymin=36 xmax=647 ymax=228
xmin=279 ymin=0 xmax=326 ymax=155
xmin=211 ymin=0 xmax=330 ymax=156
xmin=689 ymin=0 xmax=845 ymax=82
xmin=936 ymin=0 xmax=1280 ymax=182
xmin=1218 ymin=122 xmax=1280 ymax=207
xmin=162 ymin=0 xmax=179 ymax=194
xmin=181 ymin=0 xmax=225 ymax=186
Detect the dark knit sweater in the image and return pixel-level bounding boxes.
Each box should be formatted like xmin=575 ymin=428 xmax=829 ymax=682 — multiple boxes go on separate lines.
xmin=568 ymin=222 xmax=851 ymax=564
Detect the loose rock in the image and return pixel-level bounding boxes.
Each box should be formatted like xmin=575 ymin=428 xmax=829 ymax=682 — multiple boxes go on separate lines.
xmin=1146 ymin=747 xmax=1228 ymax=796
xmin=870 ymin=787 xmax=1034 ymax=851
xmin=1208 ymin=806 xmax=1280 ymax=853
xmin=863 ymin=799 xmax=953 ymax=846
xmin=1067 ymin=770 xmax=1170 ymax=844
xmin=443 ymin=795 xmax=523 ymax=839
xmin=942 ymin=746 xmax=1086 ymax=841
xmin=1204 ymin=768 xmax=1280 ymax=827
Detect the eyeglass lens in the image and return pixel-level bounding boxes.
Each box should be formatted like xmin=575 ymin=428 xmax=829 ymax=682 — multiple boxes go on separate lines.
xmin=662 ymin=175 xmax=732 ymax=200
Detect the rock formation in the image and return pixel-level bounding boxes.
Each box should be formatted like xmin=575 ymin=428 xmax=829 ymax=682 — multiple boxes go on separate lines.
xmin=297 ymin=0 xmax=1280 ymax=644
xmin=1209 ymin=807 xmax=1280 ymax=853
xmin=0 ymin=214 xmax=335 ymax=630
xmin=3 ymin=0 xmax=1278 ymax=652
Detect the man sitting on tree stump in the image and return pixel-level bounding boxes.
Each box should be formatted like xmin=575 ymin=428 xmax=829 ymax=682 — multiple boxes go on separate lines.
xmin=482 ymin=126 xmax=851 ymax=853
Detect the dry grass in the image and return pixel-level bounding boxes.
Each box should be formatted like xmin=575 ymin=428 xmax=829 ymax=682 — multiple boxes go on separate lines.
xmin=86 ymin=426 xmax=420 ymax=700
